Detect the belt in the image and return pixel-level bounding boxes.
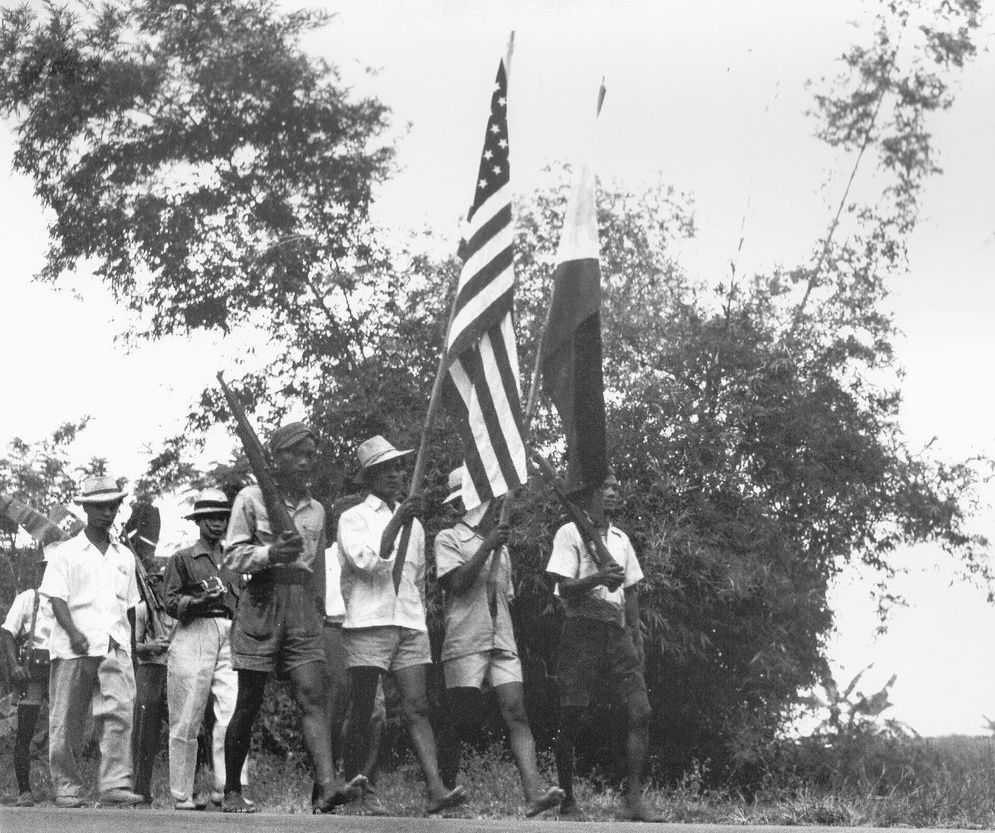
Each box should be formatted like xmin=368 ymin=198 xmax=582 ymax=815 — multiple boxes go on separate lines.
xmin=323 ymin=618 xmax=344 ymax=628
xmin=198 ymin=611 xmax=233 ymax=620
xmin=253 ymin=569 xmax=312 ymax=586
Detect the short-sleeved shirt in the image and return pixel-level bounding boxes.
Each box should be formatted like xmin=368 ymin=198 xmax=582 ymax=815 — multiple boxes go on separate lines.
xmin=164 ymin=538 xmax=241 ymax=622
xmin=39 ymin=532 xmax=140 ymax=658
xmin=223 ymin=485 xmax=327 ymax=608
xmin=435 ymin=524 xmax=517 ymax=662
xmin=337 ymin=494 xmax=426 ymax=631
xmin=1 ymin=588 xmax=54 ymax=652
xmin=545 ymin=522 xmax=643 ymax=628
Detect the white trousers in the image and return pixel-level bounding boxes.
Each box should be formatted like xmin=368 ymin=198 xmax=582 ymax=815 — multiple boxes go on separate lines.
xmin=166 ymin=617 xmax=247 ymax=800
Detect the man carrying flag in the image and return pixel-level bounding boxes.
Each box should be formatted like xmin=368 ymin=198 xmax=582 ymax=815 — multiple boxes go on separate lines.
xmin=539 ymin=89 xmax=662 ymax=823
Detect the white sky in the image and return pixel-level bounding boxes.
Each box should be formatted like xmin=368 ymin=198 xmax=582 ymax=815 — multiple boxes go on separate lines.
xmin=2 ymin=0 xmax=995 ymax=736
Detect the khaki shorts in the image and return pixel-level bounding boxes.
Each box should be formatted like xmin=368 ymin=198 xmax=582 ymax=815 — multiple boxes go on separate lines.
xmin=344 ymin=626 xmax=431 ymax=672
xmin=231 ymin=579 xmax=325 ymax=676
xmin=556 ymin=616 xmax=647 ymax=709
xmin=443 ymin=649 xmax=522 ymax=690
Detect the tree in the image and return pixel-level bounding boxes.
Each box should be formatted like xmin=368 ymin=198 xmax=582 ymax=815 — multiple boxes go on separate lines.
xmin=0 ymin=419 xmax=89 ymax=603
xmin=0 ymin=0 xmax=393 ymax=346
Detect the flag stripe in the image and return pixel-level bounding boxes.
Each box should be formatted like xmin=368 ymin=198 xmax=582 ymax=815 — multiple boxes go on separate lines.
xmin=464 ymin=196 xmax=512 ymax=252
xmin=452 ymin=241 xmax=513 ymax=329
xmin=448 ymin=274 xmax=514 ymax=360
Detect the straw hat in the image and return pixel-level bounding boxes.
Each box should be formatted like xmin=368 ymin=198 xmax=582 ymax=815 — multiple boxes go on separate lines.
xmin=73 ymin=475 xmax=127 ymax=505
xmin=355 ymin=435 xmax=412 ymax=481
xmin=184 ymin=488 xmax=231 ymax=520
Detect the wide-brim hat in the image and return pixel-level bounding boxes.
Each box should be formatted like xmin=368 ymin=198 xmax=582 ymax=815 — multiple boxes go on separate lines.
xmin=184 ymin=488 xmax=231 ymax=520
xmin=74 ymin=475 xmax=127 ymax=505
xmin=443 ymin=465 xmax=466 ymax=504
xmin=356 ymin=435 xmax=413 ymax=481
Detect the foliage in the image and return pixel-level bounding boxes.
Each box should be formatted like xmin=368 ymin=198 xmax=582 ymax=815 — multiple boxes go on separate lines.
xmin=0 ymin=0 xmax=393 ymax=341
xmin=0 ymin=420 xmax=89 ymax=604
xmin=1 ymin=0 xmax=989 ymax=784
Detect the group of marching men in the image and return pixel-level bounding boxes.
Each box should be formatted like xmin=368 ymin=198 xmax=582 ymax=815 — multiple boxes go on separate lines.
xmin=2 ymin=421 xmax=662 ymax=821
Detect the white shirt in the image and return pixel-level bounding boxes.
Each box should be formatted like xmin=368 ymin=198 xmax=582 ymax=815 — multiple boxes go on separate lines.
xmin=324 ymin=544 xmax=346 ymax=622
xmin=545 ymin=521 xmax=643 ymax=627
xmin=39 ymin=532 xmax=139 ymax=659
xmin=1 ymin=588 xmax=54 ymax=651
xmin=337 ymin=494 xmax=426 ymax=631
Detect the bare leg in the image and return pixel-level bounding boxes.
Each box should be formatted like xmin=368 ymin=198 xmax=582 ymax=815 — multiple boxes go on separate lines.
xmin=621 ymin=688 xmax=662 ymax=821
xmin=555 ymin=705 xmax=584 ymax=806
xmin=393 ymin=663 xmax=451 ymax=802
xmin=494 ymin=682 xmax=541 ymax=800
xmin=288 ymin=660 xmax=334 ymax=788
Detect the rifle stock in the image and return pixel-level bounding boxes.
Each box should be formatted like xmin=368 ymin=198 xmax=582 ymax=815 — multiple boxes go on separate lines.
xmin=527 ymin=447 xmax=619 ymax=571
xmin=216 ymin=372 xmax=294 ymax=537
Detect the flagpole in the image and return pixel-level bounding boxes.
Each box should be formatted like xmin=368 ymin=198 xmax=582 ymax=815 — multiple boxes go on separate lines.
xmin=391 ymin=276 xmax=459 ymax=592
xmin=396 ymin=34 xmax=517 ymax=594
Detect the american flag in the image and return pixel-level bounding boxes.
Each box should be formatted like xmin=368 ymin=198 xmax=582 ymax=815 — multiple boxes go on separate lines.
xmin=442 ymin=57 xmax=527 ymax=510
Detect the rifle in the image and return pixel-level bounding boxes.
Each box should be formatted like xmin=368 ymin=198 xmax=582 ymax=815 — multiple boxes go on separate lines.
xmin=527 ymin=446 xmax=621 ymax=578
xmin=216 ymin=372 xmax=295 ymax=537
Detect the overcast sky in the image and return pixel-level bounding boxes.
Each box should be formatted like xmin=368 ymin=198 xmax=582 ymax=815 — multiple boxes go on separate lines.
xmin=2 ymin=0 xmax=994 ymax=735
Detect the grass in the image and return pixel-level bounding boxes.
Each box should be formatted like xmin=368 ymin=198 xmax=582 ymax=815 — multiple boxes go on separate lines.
xmin=5 ymin=721 xmax=995 ymax=826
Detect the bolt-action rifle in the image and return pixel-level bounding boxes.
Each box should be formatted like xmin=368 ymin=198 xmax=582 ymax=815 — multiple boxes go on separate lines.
xmin=216 ymin=372 xmax=295 ymax=537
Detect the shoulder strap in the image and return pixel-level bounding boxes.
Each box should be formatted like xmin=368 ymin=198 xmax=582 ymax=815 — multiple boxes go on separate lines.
xmin=26 ymin=588 xmax=40 ymax=649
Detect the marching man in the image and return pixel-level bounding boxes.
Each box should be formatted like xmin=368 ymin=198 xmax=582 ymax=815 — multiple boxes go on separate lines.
xmin=337 ymin=435 xmax=466 ymax=815
xmin=436 ymin=466 xmax=564 ymax=817
xmin=545 ymin=471 xmax=662 ymax=822
xmin=221 ymin=422 xmax=363 ymax=814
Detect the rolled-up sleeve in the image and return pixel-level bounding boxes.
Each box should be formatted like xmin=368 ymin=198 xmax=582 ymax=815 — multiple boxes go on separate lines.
xmin=223 ymin=490 xmax=272 ymax=574
xmin=433 ymin=529 xmax=464 ymax=579
xmin=545 ymin=524 xmax=580 ymax=580
xmin=337 ymin=505 xmax=393 ymax=575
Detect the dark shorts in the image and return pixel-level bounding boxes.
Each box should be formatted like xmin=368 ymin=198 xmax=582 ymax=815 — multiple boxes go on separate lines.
xmin=231 ymin=577 xmax=326 ymax=677
xmin=556 ymin=616 xmax=647 ymax=708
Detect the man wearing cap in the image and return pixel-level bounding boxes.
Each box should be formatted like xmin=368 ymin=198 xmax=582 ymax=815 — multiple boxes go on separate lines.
xmin=545 ymin=472 xmax=661 ymax=822
xmin=337 ymin=434 xmax=466 ymax=815
xmin=38 ymin=475 xmax=146 ymax=807
xmin=436 ymin=466 xmax=564 ymax=817
xmin=1 ymin=547 xmax=55 ymax=806
xmin=163 ymin=488 xmax=247 ymax=810
xmin=222 ymin=422 xmax=362 ymax=814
